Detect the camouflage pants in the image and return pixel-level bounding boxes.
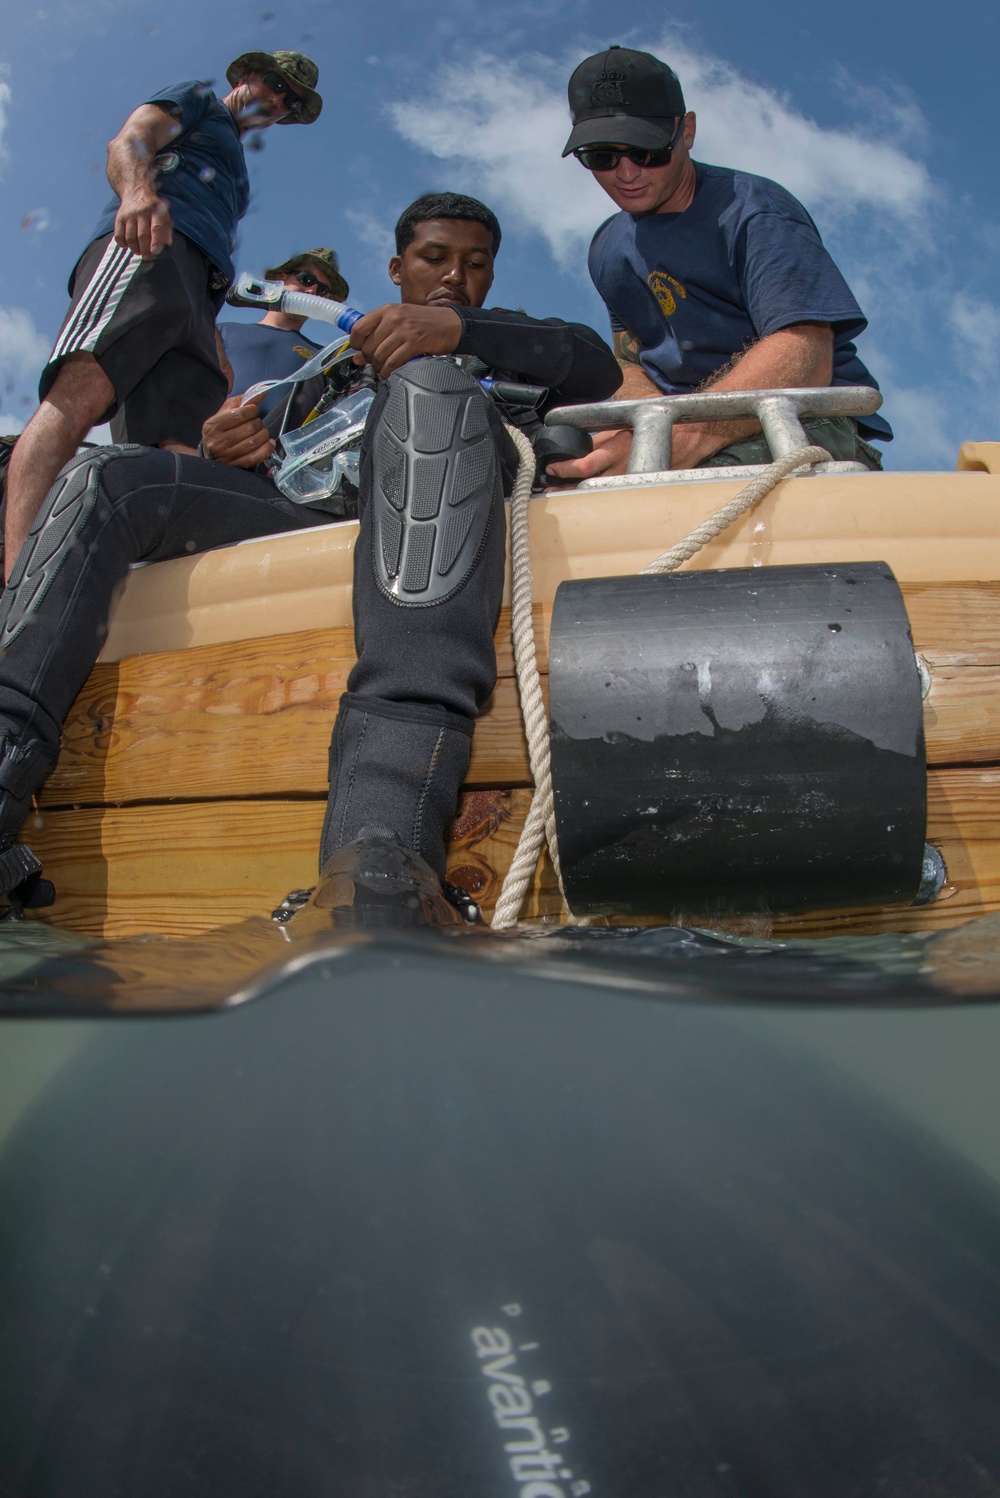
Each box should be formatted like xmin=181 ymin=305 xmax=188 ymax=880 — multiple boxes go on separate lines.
xmin=699 ymin=415 xmax=883 ymax=471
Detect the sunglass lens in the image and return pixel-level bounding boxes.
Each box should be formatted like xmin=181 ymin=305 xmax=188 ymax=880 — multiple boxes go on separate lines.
xmin=577 ymin=149 xmax=618 ymax=170
xmin=292 ymin=270 xmax=330 ymax=296
xmin=261 ymin=71 xmax=304 ymax=111
xmin=576 ymin=144 xmax=675 ymax=170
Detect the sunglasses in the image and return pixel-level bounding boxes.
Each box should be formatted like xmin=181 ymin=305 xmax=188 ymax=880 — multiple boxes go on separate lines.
xmin=289 ymin=268 xmax=331 ymax=296
xmin=573 ymin=122 xmax=684 ymax=173
xmin=259 ymin=70 xmax=306 ymax=114
xmin=574 ymin=144 xmax=676 ymax=171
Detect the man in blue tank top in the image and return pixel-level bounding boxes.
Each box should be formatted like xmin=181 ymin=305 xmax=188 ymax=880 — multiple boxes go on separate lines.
xmin=548 ymin=47 xmax=892 ymax=485
xmin=4 ymin=50 xmax=322 ymax=577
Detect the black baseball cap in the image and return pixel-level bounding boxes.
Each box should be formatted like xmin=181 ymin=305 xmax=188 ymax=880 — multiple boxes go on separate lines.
xmin=562 ymin=46 xmax=686 ymax=156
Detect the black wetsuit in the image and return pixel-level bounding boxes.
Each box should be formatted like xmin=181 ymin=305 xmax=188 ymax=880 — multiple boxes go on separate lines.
xmin=0 ymin=310 xmax=619 ymax=895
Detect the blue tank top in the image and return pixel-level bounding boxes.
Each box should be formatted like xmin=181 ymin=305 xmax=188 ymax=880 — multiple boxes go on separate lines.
xmin=89 ymin=81 xmax=249 ymax=284
xmin=588 ymin=161 xmax=892 ymax=441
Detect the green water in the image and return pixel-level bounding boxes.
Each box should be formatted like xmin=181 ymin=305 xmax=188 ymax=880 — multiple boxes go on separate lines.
xmin=2 ymin=908 xmax=1000 ymax=1192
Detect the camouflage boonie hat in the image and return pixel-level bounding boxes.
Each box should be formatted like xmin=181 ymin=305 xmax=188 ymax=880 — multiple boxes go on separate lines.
xmin=226 ymin=50 xmax=322 ymax=124
xmin=265 ymin=248 xmax=349 ymax=302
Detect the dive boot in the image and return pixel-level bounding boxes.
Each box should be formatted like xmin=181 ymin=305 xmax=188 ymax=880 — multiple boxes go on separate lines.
xmin=314 ymin=828 xmax=465 ymax=930
xmin=320 ymin=694 xmax=474 ymax=884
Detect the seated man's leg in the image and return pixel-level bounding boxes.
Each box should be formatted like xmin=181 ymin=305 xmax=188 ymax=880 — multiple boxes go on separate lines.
xmin=321 ymin=359 xmax=512 ymax=881
xmin=0 ymin=447 xmax=322 ymax=894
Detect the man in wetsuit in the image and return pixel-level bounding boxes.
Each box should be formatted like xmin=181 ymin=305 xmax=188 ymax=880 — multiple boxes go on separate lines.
xmin=548 ymin=46 xmax=892 ymax=485
xmin=0 ymin=192 xmax=620 ymax=906
xmin=4 ymin=50 xmax=323 ymax=576
xmin=218 ymin=248 xmax=350 ymax=417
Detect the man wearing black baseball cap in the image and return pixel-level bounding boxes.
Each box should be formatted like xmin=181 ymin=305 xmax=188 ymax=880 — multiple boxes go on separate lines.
xmin=549 ymin=46 xmax=891 ymax=483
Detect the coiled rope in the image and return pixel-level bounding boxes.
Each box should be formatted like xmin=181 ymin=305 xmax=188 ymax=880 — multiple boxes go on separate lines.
xmin=490 ymin=439 xmax=831 ymax=930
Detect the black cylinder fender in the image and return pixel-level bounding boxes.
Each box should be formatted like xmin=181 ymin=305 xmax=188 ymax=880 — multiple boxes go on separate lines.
xmin=548 ymin=561 xmax=927 ymax=917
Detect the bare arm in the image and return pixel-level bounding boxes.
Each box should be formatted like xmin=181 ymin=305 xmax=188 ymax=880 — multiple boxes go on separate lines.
xmin=106 ymin=102 xmax=181 ymax=258
xmin=671 ymin=321 xmax=833 ymax=468
xmin=548 ymin=321 xmax=835 ymax=481
xmin=614 ymin=328 xmax=662 ymax=399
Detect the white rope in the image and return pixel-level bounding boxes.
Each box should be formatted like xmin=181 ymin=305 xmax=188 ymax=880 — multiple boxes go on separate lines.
xmin=491 ymin=423 xmax=562 ymax=929
xmin=639 ymin=446 xmax=830 ymax=574
xmin=490 ymin=440 xmax=831 ymax=930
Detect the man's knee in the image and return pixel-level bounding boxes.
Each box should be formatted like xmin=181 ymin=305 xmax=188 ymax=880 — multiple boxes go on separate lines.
xmin=366 ymin=359 xmax=504 ymax=606
xmin=43 ymin=352 xmax=117 ymax=428
xmin=0 ymin=447 xmax=141 ymax=644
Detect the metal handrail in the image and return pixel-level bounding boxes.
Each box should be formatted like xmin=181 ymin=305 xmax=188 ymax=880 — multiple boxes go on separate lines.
xmin=545 ymin=385 xmax=883 ymax=487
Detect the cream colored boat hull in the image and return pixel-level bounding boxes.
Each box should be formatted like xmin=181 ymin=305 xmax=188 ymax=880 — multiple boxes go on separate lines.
xmin=23 ymin=459 xmax=1000 ymax=938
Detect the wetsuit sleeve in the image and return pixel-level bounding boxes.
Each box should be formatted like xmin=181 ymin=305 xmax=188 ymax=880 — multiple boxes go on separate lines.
xmin=453 ymin=307 xmax=622 ymax=402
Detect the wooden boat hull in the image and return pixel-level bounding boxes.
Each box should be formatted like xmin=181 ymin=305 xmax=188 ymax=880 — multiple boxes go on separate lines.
xmin=22 ymin=459 xmax=1000 ymax=939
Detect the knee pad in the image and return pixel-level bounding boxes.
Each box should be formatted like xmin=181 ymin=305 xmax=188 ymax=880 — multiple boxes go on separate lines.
xmin=0 ymin=445 xmax=144 ymax=650
xmin=369 ymin=360 xmax=501 ymax=607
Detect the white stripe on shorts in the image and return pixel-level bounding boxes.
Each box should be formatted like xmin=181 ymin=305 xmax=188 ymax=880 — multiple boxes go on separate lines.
xmin=51 ymin=241 xmax=130 ymax=357
xmin=51 ymin=240 xmax=143 ymax=361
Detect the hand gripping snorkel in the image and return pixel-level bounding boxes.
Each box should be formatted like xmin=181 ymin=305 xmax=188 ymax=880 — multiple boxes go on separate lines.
xmin=223 ymin=274 xmax=551 ymax=506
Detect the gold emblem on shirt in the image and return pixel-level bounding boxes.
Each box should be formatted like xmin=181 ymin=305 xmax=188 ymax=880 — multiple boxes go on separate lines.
xmin=294 ymin=345 xmax=315 ymax=359
xmin=647 ymin=271 xmax=687 ymax=317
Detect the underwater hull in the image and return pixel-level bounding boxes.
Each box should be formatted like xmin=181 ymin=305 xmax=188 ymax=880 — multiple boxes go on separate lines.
xmin=3 ymin=948 xmax=1000 ymax=1495
xmin=21 ymin=461 xmax=1000 ymax=938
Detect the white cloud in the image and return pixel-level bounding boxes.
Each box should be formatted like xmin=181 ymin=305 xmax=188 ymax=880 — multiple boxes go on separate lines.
xmin=830 ymin=67 xmax=928 ymax=151
xmin=0 ymin=305 xmax=49 ymax=382
xmin=950 ymin=293 xmax=1000 ymax=386
xmin=345 ymin=207 xmax=395 ymax=262
xmin=389 ymin=61 xmax=608 ymax=269
xmin=881 ymin=385 xmax=960 ymax=470
xmin=387 ymin=35 xmax=932 ymax=271
xmin=0 ymin=73 xmax=10 ymax=171
xmin=668 ymin=39 xmax=930 ymax=220
xmin=0 ymin=305 xmax=50 ymax=431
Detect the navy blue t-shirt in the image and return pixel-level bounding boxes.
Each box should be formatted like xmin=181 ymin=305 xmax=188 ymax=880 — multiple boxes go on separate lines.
xmin=89 ymin=81 xmax=249 ymax=284
xmin=588 ymin=161 xmax=892 ymax=441
xmin=218 ymin=322 xmax=322 ymax=416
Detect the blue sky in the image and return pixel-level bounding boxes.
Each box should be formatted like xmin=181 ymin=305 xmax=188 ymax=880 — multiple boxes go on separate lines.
xmin=1 ymin=0 xmax=997 ymax=468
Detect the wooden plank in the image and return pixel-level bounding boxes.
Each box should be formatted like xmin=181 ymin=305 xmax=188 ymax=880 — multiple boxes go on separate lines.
xmin=23 ymin=801 xmax=326 ymax=938
xmin=22 ymin=790 xmax=558 ymax=939
xmin=40 ymin=582 xmax=1000 ymax=811
xmin=42 ymin=611 xmax=548 ymax=806
xmin=904 ymin=582 xmax=1000 ymax=661
xmin=23 ymin=769 xmax=1000 ymax=940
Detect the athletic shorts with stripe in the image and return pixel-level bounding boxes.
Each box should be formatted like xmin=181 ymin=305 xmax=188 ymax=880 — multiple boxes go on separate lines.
xmin=39 ymin=231 xmax=229 ymax=449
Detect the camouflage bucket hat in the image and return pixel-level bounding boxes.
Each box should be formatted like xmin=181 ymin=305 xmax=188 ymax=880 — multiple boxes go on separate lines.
xmin=265 ymin=247 xmax=349 ymax=302
xmin=226 ymin=50 xmax=322 ymax=124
